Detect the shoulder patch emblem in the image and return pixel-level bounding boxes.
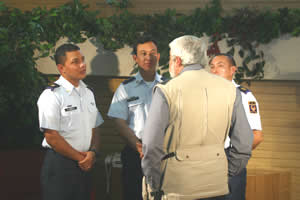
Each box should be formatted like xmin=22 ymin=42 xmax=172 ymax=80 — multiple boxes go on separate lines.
xmin=123 ymin=77 xmax=136 ymax=85
xmin=238 ymin=86 xmax=250 ymax=94
xmin=46 ymin=83 xmax=60 ymax=91
xmin=248 ymin=101 xmax=257 ymax=114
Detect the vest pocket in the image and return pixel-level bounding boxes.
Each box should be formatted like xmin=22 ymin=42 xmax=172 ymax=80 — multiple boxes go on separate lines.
xmin=162 ymin=145 xmax=228 ymax=198
xmin=175 ymin=145 xmax=225 ymax=161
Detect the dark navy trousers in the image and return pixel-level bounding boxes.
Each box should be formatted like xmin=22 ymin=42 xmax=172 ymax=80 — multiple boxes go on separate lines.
xmin=225 ymin=167 xmax=247 ymax=200
xmin=121 ymin=145 xmax=143 ymax=200
xmin=40 ymin=149 xmax=91 ymax=200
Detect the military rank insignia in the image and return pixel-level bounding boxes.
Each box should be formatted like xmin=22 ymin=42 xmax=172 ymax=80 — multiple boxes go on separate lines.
xmin=47 ymin=83 xmax=60 ymax=91
xmin=238 ymin=86 xmax=250 ymax=94
xmin=248 ymin=101 xmax=257 ymax=113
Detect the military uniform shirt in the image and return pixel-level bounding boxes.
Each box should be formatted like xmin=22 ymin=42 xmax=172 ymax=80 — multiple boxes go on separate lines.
xmin=38 ymin=76 xmax=104 ymax=152
xmin=224 ymin=80 xmax=262 ymax=148
xmin=107 ymin=72 xmax=164 ymax=139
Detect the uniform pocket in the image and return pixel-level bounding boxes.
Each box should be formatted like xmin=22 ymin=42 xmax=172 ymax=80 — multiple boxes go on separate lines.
xmin=128 ymin=100 xmax=145 ymax=134
xmin=87 ymin=102 xmax=98 ymax=113
xmin=128 ymin=100 xmax=144 ymax=114
xmin=87 ymin=102 xmax=99 ymax=127
xmin=61 ymin=106 xmax=80 ymax=131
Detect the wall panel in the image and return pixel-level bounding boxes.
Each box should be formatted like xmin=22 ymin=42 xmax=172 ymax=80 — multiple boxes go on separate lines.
xmin=245 ymin=80 xmax=300 ymax=200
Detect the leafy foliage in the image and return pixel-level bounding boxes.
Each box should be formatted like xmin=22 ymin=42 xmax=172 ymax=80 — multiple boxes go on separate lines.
xmin=1 ymin=0 xmax=300 ymax=147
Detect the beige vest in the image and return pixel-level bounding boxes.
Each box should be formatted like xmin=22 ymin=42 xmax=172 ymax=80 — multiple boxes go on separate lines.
xmin=156 ymin=69 xmax=236 ymax=199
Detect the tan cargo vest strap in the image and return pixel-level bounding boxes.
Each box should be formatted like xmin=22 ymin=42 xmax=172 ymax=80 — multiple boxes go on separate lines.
xmin=162 ymin=152 xmax=176 ymax=161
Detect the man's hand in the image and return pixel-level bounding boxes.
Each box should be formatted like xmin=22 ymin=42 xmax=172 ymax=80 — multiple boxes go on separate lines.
xmin=252 ymin=130 xmax=263 ymax=149
xmin=136 ymin=142 xmax=144 ymax=159
xmin=113 ymin=118 xmax=141 ymax=152
xmin=78 ymin=151 xmax=96 ymax=171
xmin=44 ymin=129 xmax=85 ymax=162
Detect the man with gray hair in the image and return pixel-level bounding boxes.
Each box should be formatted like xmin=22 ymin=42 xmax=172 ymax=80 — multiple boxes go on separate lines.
xmin=141 ymin=35 xmax=253 ymax=200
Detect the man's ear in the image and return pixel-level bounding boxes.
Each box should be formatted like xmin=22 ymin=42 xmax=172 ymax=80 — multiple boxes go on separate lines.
xmin=57 ymin=64 xmax=64 ymax=74
xmin=175 ymin=57 xmax=184 ymax=74
xmin=156 ymin=53 xmax=161 ymax=63
xmin=175 ymin=56 xmax=182 ymax=67
xmin=132 ymin=54 xmax=137 ymax=63
xmin=231 ymin=65 xmax=237 ymax=74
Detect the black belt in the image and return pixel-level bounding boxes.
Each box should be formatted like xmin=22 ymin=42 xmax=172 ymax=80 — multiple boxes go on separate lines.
xmin=162 ymin=152 xmax=176 ymax=160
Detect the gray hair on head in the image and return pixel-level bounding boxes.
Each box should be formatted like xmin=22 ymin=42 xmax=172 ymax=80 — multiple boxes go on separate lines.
xmin=169 ymin=35 xmax=208 ymax=67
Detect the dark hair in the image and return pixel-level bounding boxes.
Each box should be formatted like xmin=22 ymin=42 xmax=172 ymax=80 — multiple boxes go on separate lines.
xmin=132 ymin=34 xmax=158 ymax=55
xmin=54 ymin=43 xmax=80 ymax=65
xmin=209 ymin=53 xmax=236 ymax=66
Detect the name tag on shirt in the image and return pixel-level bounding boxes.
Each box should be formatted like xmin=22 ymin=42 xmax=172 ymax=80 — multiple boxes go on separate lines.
xmin=64 ymin=106 xmax=77 ymax=112
xmin=127 ymin=96 xmax=139 ymax=102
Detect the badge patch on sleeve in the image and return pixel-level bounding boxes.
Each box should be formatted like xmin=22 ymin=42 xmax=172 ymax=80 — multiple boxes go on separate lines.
xmin=248 ymin=101 xmax=257 ymax=113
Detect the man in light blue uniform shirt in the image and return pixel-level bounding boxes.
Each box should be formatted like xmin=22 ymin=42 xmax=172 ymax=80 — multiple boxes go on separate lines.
xmin=210 ymin=53 xmax=263 ymax=200
xmin=38 ymin=44 xmax=104 ymax=200
xmin=107 ymin=35 xmax=165 ymax=200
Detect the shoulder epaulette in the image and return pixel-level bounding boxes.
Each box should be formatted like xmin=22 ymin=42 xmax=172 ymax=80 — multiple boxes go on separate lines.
xmin=46 ymin=83 xmax=60 ymax=91
xmin=161 ymin=76 xmax=169 ymax=82
xmin=122 ymin=77 xmax=136 ymax=85
xmin=86 ymin=85 xmax=94 ymax=92
xmin=238 ymin=86 xmax=250 ymax=94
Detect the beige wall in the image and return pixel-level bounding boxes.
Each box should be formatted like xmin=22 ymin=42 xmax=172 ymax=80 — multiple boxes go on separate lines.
xmin=36 ymin=34 xmax=300 ymax=80
xmin=244 ymin=80 xmax=300 ymax=200
xmin=35 ymin=37 xmax=136 ymax=76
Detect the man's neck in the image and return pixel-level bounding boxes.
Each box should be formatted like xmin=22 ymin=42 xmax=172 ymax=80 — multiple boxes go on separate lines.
xmin=139 ymin=70 xmax=155 ymax=82
xmin=62 ymin=75 xmax=80 ymax=87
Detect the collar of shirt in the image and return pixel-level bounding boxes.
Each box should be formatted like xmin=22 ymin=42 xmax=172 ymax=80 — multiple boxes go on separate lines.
xmin=232 ymin=80 xmax=239 ymax=88
xmin=55 ymin=76 xmax=87 ymax=96
xmin=180 ymin=64 xmax=203 ymax=75
xmin=134 ymin=71 xmax=163 ymax=86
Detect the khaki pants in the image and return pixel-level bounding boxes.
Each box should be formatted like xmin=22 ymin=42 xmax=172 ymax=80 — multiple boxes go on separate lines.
xmin=142 ymin=177 xmax=226 ymax=200
xmin=142 ymin=177 xmax=181 ymax=200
